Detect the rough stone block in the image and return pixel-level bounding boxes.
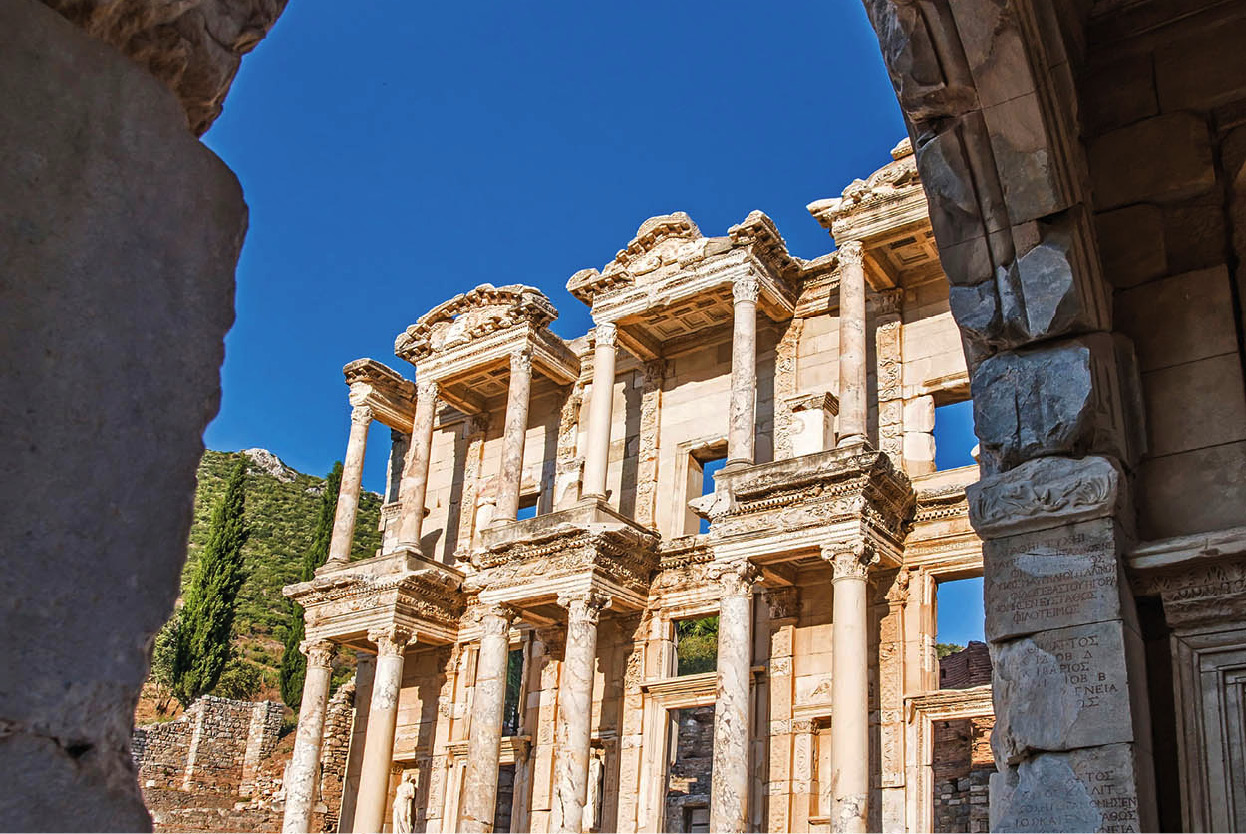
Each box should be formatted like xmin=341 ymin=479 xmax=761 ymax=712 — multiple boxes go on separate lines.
xmin=983 ymin=91 xmax=1066 ymax=224
xmin=948 ymin=0 xmax=1036 ymax=109
xmin=1116 ymin=266 xmax=1238 ymax=372
xmin=1137 ymin=440 xmax=1246 ymax=539
xmin=1161 ymin=195 xmax=1228 ymax=274
xmin=983 ymin=519 xmax=1129 ymax=642
xmin=990 ymin=743 xmax=1151 ymax=832
xmin=1094 ymin=204 xmax=1166 ymax=288
xmin=991 ymin=619 xmax=1144 ymax=762
xmin=1080 ymin=53 xmax=1158 ymax=136
xmin=971 ymin=336 xmax=1124 ymax=471
xmin=1089 ymin=112 xmax=1215 ymax=209
xmin=0 ymin=1 xmax=247 ymax=828
xmin=1155 ymin=14 xmax=1246 ymax=112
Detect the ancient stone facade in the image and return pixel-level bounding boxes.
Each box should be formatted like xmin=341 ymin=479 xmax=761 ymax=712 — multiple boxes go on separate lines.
xmin=281 ymin=142 xmax=1001 ymax=834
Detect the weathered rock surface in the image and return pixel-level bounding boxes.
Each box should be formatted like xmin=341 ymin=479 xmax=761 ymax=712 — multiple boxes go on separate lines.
xmin=41 ymin=0 xmax=288 ymax=135
xmin=0 ymin=1 xmax=247 ymax=828
xmin=990 ymin=743 xmax=1148 ymax=832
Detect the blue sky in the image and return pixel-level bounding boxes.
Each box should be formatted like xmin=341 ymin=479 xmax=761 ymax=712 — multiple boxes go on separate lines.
xmin=201 ymin=3 xmax=982 ymax=642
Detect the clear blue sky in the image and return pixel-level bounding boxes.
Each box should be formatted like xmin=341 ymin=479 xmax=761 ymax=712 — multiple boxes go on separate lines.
xmin=201 ymin=1 xmax=983 ymax=645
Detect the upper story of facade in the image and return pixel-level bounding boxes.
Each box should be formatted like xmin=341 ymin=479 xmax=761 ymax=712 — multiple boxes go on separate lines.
xmin=330 ymin=138 xmax=973 ymax=584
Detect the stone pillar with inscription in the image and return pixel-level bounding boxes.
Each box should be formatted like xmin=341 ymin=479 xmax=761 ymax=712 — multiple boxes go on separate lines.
xmin=282 ymin=639 xmax=336 ymax=833
xmin=967 ymin=457 xmax=1157 ymax=832
xmin=397 ymin=379 xmax=439 ymax=549
xmin=727 ymin=276 xmax=760 ymax=467
xmin=326 ymin=402 xmax=373 ymax=567
xmin=354 ymin=627 xmax=412 ymax=834
xmin=496 ymin=348 xmax=534 ymax=524
xmin=836 ymin=241 xmax=868 ymax=447
xmin=710 ymin=560 xmax=758 ymax=834
xmin=582 ymin=323 xmax=617 ymax=501
xmin=826 ymin=543 xmax=874 ymax=833
xmin=555 ymin=592 xmax=610 ymax=833
xmin=462 ymin=604 xmax=515 ymax=833
xmin=764 ymin=588 xmax=800 ymax=832
xmin=874 ymin=288 xmax=904 ymax=466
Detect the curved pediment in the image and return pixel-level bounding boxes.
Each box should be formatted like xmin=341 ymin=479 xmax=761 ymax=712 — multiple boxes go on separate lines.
xmin=396 ymin=283 xmax=557 ymax=362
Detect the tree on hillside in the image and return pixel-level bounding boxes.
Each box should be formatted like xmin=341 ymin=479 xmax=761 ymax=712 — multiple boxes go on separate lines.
xmin=280 ymin=461 xmax=342 ymax=709
xmin=172 ymin=458 xmax=250 ymax=706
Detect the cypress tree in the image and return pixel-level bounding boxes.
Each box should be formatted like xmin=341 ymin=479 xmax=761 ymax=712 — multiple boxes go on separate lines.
xmin=280 ymin=461 xmax=342 ymax=709
xmin=172 ymin=457 xmax=250 ymax=706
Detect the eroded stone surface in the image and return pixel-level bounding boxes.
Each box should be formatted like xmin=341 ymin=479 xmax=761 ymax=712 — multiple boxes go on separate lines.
xmin=990 ymin=744 xmax=1147 ymax=833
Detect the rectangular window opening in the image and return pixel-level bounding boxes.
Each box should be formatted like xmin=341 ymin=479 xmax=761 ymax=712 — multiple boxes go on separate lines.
xmin=932 ymin=398 xmax=977 ymax=471
xmin=516 ymin=493 xmax=539 ymax=521
xmin=674 ymin=615 xmax=719 ymax=676
xmin=934 ymin=576 xmax=987 ymax=690
xmin=686 ymin=444 xmax=728 ymax=535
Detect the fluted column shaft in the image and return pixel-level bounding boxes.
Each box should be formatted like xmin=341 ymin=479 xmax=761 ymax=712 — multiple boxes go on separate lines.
xmin=327 ymin=403 xmax=372 ymax=566
xmin=727 ymin=277 xmax=760 ymax=467
xmin=282 ymin=640 xmax=336 ymax=833
xmin=462 ymin=604 xmax=515 ymax=833
xmin=397 ymin=379 xmax=439 ymax=548
xmin=556 ymin=592 xmax=610 ymax=833
xmin=354 ymin=627 xmax=411 ymax=834
xmin=495 ymin=349 xmax=533 ymax=524
xmin=827 ymin=544 xmax=874 ymax=833
xmin=837 ymin=241 xmax=868 ymax=446
xmin=710 ymin=561 xmax=758 ymax=834
xmin=581 ymin=323 xmax=617 ymax=500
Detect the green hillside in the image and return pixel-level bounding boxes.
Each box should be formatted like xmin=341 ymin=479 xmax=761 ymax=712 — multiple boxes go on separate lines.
xmin=175 ymin=450 xmax=381 ymax=699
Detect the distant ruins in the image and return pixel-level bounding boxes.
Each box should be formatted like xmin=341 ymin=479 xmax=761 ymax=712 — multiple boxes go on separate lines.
xmin=283 ymin=141 xmax=994 ymax=833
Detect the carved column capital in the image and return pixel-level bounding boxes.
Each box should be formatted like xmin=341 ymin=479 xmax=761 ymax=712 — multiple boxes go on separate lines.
xmin=709 ymin=559 xmax=761 ymax=597
xmin=509 ymin=346 xmax=534 ymax=375
xmin=369 ymin=626 xmax=413 ymax=657
xmin=557 ymin=591 xmax=613 ymax=625
xmin=479 ymin=602 xmax=516 ymax=636
xmin=416 ymin=378 xmax=439 ymax=400
xmin=300 ymin=638 xmax=337 ymax=668
xmin=593 ymin=322 xmax=618 ymax=348
xmin=351 ymin=403 xmax=375 ymax=425
xmin=732 ymin=276 xmax=761 ymax=304
xmin=838 ymin=239 xmax=865 ymax=267
xmin=822 ymin=542 xmax=878 ymax=581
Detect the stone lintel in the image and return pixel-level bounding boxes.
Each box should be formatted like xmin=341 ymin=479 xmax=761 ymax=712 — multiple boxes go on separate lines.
xmin=344 ymin=357 xmax=417 ymax=432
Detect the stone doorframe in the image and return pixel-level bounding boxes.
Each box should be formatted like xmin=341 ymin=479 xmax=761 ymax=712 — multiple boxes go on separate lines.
xmin=435 ymin=736 xmax=533 ymax=833
xmin=636 ymin=671 xmax=719 ymax=832
xmin=904 ymin=685 xmax=993 ymax=834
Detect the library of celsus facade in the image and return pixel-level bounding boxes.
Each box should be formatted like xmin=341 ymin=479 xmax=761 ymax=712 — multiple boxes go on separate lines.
xmin=284 ymin=140 xmax=994 ymax=834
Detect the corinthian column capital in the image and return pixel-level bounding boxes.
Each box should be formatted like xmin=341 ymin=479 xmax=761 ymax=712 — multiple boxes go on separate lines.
xmin=300 ymin=638 xmax=337 ymax=668
xmin=732 ymin=276 xmax=761 ymax=304
xmin=593 ymin=322 xmax=618 ymax=347
xmin=838 ymin=239 xmax=865 ymax=267
xmin=369 ymin=626 xmax=413 ymax=657
xmin=557 ymin=591 xmax=613 ymax=625
xmin=509 ymin=347 xmax=533 ymax=375
xmin=710 ymin=559 xmax=761 ymax=597
xmin=479 ymin=602 xmax=516 ymax=636
xmin=822 ymin=541 xmax=878 ymax=581
xmin=351 ymin=403 xmax=375 ymax=425
xmin=417 ymin=378 xmax=439 ymax=400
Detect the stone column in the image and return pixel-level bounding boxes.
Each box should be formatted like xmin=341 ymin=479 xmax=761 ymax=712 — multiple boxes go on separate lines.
xmin=826 ymin=543 xmax=875 ymax=833
xmin=555 ymin=591 xmax=610 ymax=833
xmin=495 ymin=348 xmax=534 ymax=524
xmin=397 ymin=379 xmax=439 ymax=548
xmin=581 ymin=323 xmax=617 ymax=501
xmin=836 ymin=241 xmax=868 ymax=447
xmin=727 ymin=276 xmax=760 ymax=467
xmin=326 ymin=403 xmax=373 ymax=567
xmin=461 ymin=604 xmax=515 ymax=833
xmin=354 ymin=627 xmax=412 ymax=834
xmin=709 ymin=560 xmax=759 ymax=834
xmin=385 ymin=429 xmax=411 ymax=504
xmin=874 ymin=288 xmax=904 ymax=466
xmin=282 ymin=639 xmax=336 ymax=833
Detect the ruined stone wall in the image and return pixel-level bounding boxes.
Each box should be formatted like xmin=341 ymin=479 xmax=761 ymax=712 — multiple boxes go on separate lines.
xmin=932 ymin=716 xmax=994 ymax=834
xmin=133 ymin=697 xmax=283 ymax=794
xmin=663 ymin=706 xmax=715 ymax=832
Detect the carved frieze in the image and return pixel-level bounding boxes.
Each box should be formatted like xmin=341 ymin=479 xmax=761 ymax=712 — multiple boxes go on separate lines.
xmin=1133 ymin=558 xmax=1246 ymax=630
xmin=966 ymin=455 xmax=1126 ymax=539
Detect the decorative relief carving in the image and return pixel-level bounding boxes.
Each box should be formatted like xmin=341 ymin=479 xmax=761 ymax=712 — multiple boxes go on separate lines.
xmin=1133 ymin=558 xmax=1246 ymax=630
xmin=966 ymin=455 xmax=1124 ymax=539
xmin=395 ymin=284 xmax=558 ymax=362
xmin=509 ymin=346 xmax=534 ymax=376
xmin=416 ymin=378 xmax=439 ymax=401
xmin=557 ymin=591 xmax=613 ymax=625
xmin=593 ymin=322 xmax=618 ymax=348
xmin=709 ymin=559 xmax=761 ymax=597
xmin=351 ymin=404 xmax=375 ymax=425
xmin=479 ymin=603 xmax=515 ymax=635
xmin=773 ymin=318 xmax=805 ymax=460
xmin=885 ymin=568 xmax=911 ymax=605
xmin=764 ymin=587 xmax=800 ymax=621
xmin=370 ymin=626 xmax=413 ymax=657
xmin=635 ymin=359 xmax=665 ymax=528
xmin=823 ymin=542 xmax=878 ymax=581
xmin=838 ymin=240 xmax=865 ymax=268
